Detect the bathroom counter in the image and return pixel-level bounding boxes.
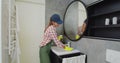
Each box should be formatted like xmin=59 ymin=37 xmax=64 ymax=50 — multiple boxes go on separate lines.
xmin=51 ymin=46 xmax=80 ymax=56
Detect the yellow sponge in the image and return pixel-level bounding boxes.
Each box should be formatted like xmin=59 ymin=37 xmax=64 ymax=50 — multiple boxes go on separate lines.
xmin=64 ymin=46 xmax=73 ymax=51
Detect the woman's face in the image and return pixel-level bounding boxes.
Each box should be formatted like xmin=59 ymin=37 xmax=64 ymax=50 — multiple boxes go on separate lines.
xmin=52 ymin=21 xmax=60 ymax=27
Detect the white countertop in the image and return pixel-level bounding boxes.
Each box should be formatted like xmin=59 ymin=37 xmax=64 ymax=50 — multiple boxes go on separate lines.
xmin=51 ymin=46 xmax=80 ymax=56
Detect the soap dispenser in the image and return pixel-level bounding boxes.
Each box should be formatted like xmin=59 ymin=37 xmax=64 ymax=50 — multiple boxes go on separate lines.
xmin=66 ymin=42 xmax=71 ymax=47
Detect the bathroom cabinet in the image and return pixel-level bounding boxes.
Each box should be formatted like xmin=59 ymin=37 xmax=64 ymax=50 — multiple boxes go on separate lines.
xmin=85 ymin=0 xmax=120 ymax=39
xmin=50 ymin=46 xmax=86 ymax=63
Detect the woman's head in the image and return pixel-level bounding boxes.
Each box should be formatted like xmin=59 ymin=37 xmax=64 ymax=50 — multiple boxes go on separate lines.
xmin=50 ymin=14 xmax=63 ymax=27
xmin=44 ymin=14 xmax=62 ymax=32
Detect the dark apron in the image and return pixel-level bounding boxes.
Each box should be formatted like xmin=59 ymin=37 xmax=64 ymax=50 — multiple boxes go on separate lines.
xmin=39 ymin=41 xmax=53 ymax=63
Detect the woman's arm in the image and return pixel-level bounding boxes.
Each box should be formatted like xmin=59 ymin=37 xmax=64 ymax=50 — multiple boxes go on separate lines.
xmin=49 ymin=27 xmax=65 ymax=48
xmin=81 ymin=23 xmax=87 ymax=33
xmin=78 ymin=23 xmax=86 ymax=35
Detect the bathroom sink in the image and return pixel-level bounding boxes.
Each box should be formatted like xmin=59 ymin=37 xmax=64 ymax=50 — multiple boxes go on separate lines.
xmin=51 ymin=46 xmax=80 ymax=56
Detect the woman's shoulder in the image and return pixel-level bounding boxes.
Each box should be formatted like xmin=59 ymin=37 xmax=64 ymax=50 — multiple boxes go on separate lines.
xmin=48 ymin=25 xmax=54 ymax=29
xmin=46 ymin=25 xmax=54 ymax=31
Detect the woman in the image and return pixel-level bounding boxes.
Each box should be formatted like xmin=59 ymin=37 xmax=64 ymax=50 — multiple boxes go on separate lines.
xmin=76 ymin=20 xmax=87 ymax=39
xmin=78 ymin=20 xmax=87 ymax=35
xmin=39 ymin=14 xmax=65 ymax=63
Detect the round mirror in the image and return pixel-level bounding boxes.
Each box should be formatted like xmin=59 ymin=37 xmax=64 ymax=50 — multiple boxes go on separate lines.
xmin=63 ymin=0 xmax=88 ymax=41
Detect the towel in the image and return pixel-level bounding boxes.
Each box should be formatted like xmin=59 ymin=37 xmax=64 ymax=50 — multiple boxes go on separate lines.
xmin=62 ymin=55 xmax=86 ymax=63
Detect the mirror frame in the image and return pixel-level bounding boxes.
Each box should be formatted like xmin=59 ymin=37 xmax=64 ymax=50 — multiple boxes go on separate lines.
xmin=63 ymin=0 xmax=88 ymax=41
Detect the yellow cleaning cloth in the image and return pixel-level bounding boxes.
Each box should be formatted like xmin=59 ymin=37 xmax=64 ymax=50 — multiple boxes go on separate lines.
xmin=75 ymin=34 xmax=80 ymax=40
xmin=64 ymin=46 xmax=73 ymax=51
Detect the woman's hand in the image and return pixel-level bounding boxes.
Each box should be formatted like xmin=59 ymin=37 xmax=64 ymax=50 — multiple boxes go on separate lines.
xmin=58 ymin=35 xmax=63 ymax=40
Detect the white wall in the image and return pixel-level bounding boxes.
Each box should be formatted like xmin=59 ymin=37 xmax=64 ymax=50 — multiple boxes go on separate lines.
xmin=16 ymin=1 xmax=45 ymax=63
xmin=0 ymin=0 xmax=2 ymax=63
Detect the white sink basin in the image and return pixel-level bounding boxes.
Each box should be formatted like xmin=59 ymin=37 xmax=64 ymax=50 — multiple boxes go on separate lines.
xmin=51 ymin=46 xmax=80 ymax=56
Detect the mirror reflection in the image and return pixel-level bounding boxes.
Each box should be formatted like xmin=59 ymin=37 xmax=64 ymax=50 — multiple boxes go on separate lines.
xmin=63 ymin=0 xmax=88 ymax=41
